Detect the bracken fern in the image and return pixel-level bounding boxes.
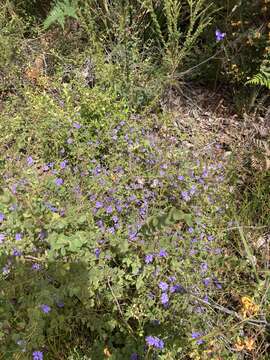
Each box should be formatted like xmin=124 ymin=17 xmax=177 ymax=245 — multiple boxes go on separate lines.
xmin=246 ymin=53 xmax=270 ymax=90
xmin=43 ymin=0 xmax=78 ymax=30
xmin=246 ymin=67 xmax=270 ymax=89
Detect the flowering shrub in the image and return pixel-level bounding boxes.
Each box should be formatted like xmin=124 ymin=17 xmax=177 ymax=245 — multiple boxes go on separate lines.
xmin=0 ymin=77 xmax=241 ymax=358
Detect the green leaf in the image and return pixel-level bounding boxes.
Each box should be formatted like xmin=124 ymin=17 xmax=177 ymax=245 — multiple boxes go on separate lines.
xmin=141 ymin=207 xmax=193 ymax=236
xmin=136 ymin=274 xmax=145 ymax=290
xmin=0 ymin=191 xmax=12 ymax=204
xmin=170 ymin=208 xmax=184 ymax=221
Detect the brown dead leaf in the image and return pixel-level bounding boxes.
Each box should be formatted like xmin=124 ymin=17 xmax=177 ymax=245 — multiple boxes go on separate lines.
xmin=25 ymin=55 xmax=44 ymax=82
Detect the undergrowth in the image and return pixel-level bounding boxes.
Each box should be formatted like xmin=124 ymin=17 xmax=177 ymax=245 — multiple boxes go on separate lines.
xmin=0 ymin=2 xmax=269 ymax=360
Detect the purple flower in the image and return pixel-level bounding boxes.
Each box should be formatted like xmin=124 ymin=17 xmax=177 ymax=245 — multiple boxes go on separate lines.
xmin=145 ymin=254 xmax=154 ymax=264
xmin=73 ymin=122 xmax=81 ymax=129
xmin=2 ymin=265 xmax=10 ymax=275
xmin=181 ymin=191 xmax=190 ymax=202
xmin=169 ymin=284 xmax=186 ymax=294
xmin=57 ymin=301 xmax=64 ymax=308
xmin=190 ymin=248 xmax=197 ymax=256
xmin=178 ymin=175 xmax=184 ymax=181
xmin=96 ymin=220 xmax=104 ymax=229
xmin=15 ymin=233 xmax=22 ymax=241
xmin=0 ymin=233 xmax=5 ymax=243
xmin=10 ymin=203 xmax=17 ymax=211
xmin=161 ymin=292 xmax=169 ymax=305
xmin=112 ymin=215 xmax=118 ymax=223
xmin=189 ymin=185 xmax=197 ymax=196
xmin=116 ymin=205 xmax=123 ymax=213
xmin=92 ymin=165 xmax=102 ymax=176
xmin=202 ymin=169 xmax=208 ymax=178
xmin=158 ymin=249 xmax=167 ymax=257
xmin=130 ymin=353 xmax=139 ymax=360
xmin=27 ymin=156 xmax=34 ymax=166
xmin=55 ymin=178 xmax=63 ymax=186
xmin=129 ymin=231 xmax=137 ymax=241
xmin=214 ymin=278 xmax=222 ymax=289
xmin=108 ymin=227 xmax=115 ymax=234
xmin=129 ymin=194 xmax=137 ymax=202
xmin=89 ymin=194 xmax=97 ymax=202
xmin=146 ymin=336 xmax=164 ymax=349
xmin=0 ymin=213 xmax=5 ymax=222
xmin=11 ymin=183 xmax=17 ymax=194
xmin=159 ymin=281 xmax=169 ymax=291
xmin=95 ymin=201 xmax=103 ymax=209
xmin=188 ymin=227 xmax=194 ymax=233
xmin=191 ymin=332 xmax=201 ymax=339
xmin=200 ymin=262 xmax=208 ymax=273
xmin=94 ymin=248 xmax=101 ymax=258
xmin=32 ymin=263 xmax=41 ymax=271
xmin=39 ymin=229 xmax=48 ymax=240
xmin=12 ymin=248 xmax=22 ymax=256
xmin=60 ymin=160 xmax=67 ymax=169
xmin=215 ymin=29 xmax=226 ymax=42
xmin=106 ymin=205 xmax=113 ymax=214
xmin=40 ymin=304 xmax=51 ymax=314
xmin=214 ymin=248 xmax=222 ymax=254
xmin=45 ymin=203 xmax=58 ymax=212
xmin=191 ymin=332 xmax=204 ymax=345
xmin=33 ymin=351 xmax=43 ymax=360
xmin=203 ymin=277 xmax=211 ymax=287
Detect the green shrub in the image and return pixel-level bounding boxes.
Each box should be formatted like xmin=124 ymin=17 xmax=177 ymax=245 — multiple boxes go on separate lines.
xmin=0 ymin=78 xmax=246 ymax=359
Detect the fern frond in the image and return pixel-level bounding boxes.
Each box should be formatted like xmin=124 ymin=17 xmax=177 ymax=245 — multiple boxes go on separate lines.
xmin=246 ymin=60 xmax=270 ymax=90
xmin=43 ymin=0 xmax=78 ymax=30
xmin=246 ymin=73 xmax=270 ymax=89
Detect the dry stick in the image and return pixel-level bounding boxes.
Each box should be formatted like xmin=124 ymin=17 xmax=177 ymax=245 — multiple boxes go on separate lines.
xmin=190 ymin=294 xmax=269 ymax=327
xmin=224 ymin=225 xmax=269 ymax=231
xmin=175 ymin=47 xmax=225 ymax=78
xmin=23 ymin=255 xmax=44 ymax=262
xmin=107 ymin=279 xmax=135 ymax=338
